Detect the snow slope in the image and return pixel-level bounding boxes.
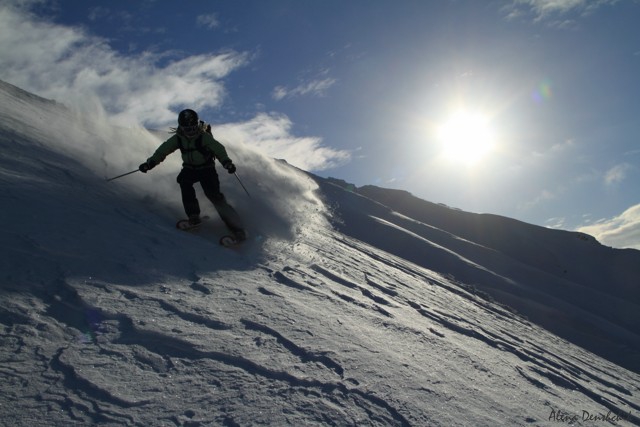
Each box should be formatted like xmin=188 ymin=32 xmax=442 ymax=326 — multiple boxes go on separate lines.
xmin=1 ymin=80 xmax=639 ymax=426
xmin=319 ymin=180 xmax=640 ymax=374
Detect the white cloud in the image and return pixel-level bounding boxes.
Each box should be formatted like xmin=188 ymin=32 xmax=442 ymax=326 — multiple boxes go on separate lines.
xmin=545 ymin=217 xmax=566 ymax=229
xmin=531 ymin=138 xmax=577 ymax=159
xmin=272 ymin=78 xmax=336 ymax=101
xmin=505 ymin=0 xmax=618 ymax=22
xmin=0 ymin=3 xmax=247 ymax=127
xmin=519 ymin=188 xmax=559 ymax=211
xmin=577 ymin=204 xmax=640 ymax=250
xmin=88 ymin=6 xmax=111 ymax=21
xmin=551 ymin=138 xmax=576 ymax=152
xmin=525 ymin=0 xmax=587 ymax=16
xmin=0 ymin=2 xmax=350 ymax=172
xmin=196 ymin=13 xmax=219 ymax=29
xmin=604 ymin=163 xmax=632 ymax=186
xmin=214 ymin=113 xmax=350 ymax=171
xmin=272 ymin=86 xmax=289 ymax=101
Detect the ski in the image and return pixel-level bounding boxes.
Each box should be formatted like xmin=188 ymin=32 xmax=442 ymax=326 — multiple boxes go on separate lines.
xmin=219 ymin=235 xmax=240 ymax=247
xmin=176 ymin=215 xmax=210 ymax=231
xmin=176 ymin=216 xmax=247 ymax=247
xmin=219 ymin=230 xmax=249 ymax=247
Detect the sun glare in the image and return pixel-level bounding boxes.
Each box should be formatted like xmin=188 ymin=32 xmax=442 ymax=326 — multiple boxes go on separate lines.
xmin=437 ymin=111 xmax=495 ymax=165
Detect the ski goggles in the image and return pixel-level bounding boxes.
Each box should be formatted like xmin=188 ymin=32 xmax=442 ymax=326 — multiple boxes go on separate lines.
xmin=180 ymin=125 xmax=200 ymax=137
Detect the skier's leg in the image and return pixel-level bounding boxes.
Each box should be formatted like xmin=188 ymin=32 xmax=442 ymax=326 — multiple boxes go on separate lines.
xmin=177 ymin=169 xmax=200 ymax=217
xmin=212 ymin=193 xmax=245 ymax=235
xmin=200 ymin=168 xmax=245 ymax=235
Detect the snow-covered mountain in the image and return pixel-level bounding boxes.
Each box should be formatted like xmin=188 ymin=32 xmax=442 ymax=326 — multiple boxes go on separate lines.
xmin=1 ymin=79 xmax=638 ymax=426
xmin=319 ymin=179 xmax=640 ymax=374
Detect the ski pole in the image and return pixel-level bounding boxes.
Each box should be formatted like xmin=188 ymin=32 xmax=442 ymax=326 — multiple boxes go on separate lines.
xmin=106 ymin=169 xmax=139 ymax=182
xmin=233 ymin=172 xmax=251 ymax=198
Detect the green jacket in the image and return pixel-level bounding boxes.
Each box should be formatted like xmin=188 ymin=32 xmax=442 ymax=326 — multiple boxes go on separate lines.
xmin=148 ymin=131 xmax=231 ymax=169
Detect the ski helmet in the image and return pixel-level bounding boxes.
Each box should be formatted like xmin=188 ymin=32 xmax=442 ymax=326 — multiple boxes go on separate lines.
xmin=178 ymin=109 xmax=199 ymax=127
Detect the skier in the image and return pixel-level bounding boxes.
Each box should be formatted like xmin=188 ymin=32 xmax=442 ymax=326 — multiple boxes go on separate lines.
xmin=139 ymin=109 xmax=246 ymax=241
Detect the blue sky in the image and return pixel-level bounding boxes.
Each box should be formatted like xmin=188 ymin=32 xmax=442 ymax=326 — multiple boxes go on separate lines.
xmin=1 ymin=0 xmax=639 ymax=249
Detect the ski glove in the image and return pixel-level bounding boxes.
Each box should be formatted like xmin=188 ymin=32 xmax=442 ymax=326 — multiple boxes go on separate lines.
xmin=222 ymin=160 xmax=236 ymax=174
xmin=139 ymin=160 xmax=156 ymax=173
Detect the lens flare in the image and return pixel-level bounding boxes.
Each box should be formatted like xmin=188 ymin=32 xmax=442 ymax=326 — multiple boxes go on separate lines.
xmin=532 ymin=80 xmax=553 ymax=104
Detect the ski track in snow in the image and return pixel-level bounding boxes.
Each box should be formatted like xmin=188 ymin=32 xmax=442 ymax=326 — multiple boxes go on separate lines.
xmin=1 ymin=80 xmax=639 ymax=426
xmin=4 ymin=227 xmax=637 ymax=426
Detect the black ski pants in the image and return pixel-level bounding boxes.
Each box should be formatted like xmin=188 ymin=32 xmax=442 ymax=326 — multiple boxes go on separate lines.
xmin=177 ymin=166 xmax=244 ymax=232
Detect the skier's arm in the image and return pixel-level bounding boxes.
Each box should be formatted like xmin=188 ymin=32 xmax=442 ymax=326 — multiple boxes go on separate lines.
xmin=149 ymin=135 xmax=180 ymax=164
xmin=139 ymin=135 xmax=180 ymax=173
xmin=139 ymin=135 xmax=180 ymax=172
xmin=209 ymin=136 xmax=237 ymax=173
xmin=203 ymin=134 xmax=231 ymax=164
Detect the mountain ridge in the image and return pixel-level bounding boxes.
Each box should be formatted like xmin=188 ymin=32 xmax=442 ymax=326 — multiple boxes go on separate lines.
xmin=313 ymin=175 xmax=640 ymax=372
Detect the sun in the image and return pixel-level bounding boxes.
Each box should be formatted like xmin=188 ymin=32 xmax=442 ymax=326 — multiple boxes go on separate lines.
xmin=437 ymin=111 xmax=495 ymax=165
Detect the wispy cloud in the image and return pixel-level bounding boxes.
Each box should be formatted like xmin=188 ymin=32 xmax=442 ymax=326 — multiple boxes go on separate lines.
xmin=577 ymin=204 xmax=640 ymax=250
xmin=196 ymin=13 xmax=219 ymax=29
xmin=604 ymin=163 xmax=632 ymax=186
xmin=88 ymin=6 xmax=112 ymax=21
xmin=545 ymin=217 xmax=566 ymax=229
xmin=505 ymin=0 xmax=618 ymax=22
xmin=0 ymin=3 xmax=247 ymax=127
xmin=531 ymin=138 xmax=577 ymax=158
xmin=272 ymin=78 xmax=336 ymax=101
xmin=519 ymin=188 xmax=558 ymax=210
xmin=214 ymin=113 xmax=350 ymax=171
